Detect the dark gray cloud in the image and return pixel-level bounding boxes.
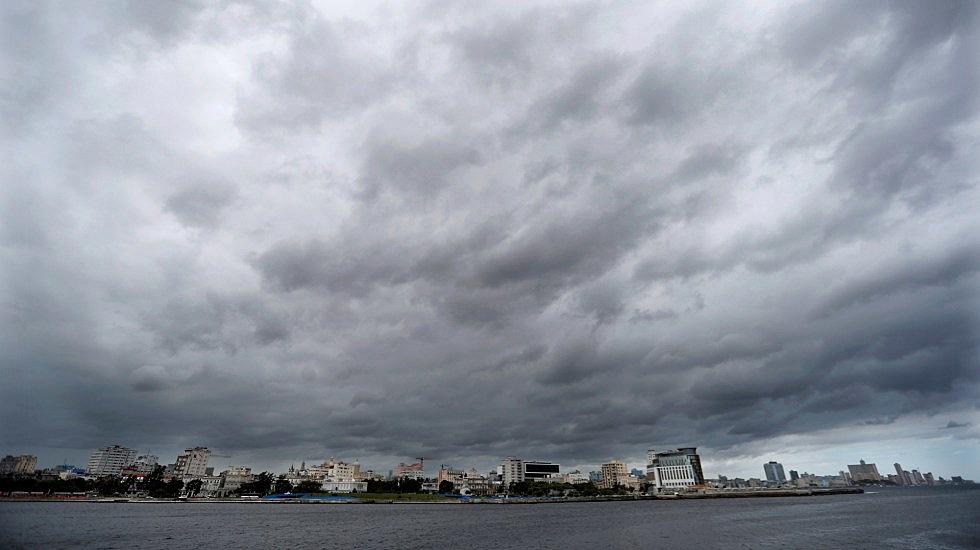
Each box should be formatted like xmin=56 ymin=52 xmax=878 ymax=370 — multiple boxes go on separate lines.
xmin=1 ymin=0 xmax=978 ymax=478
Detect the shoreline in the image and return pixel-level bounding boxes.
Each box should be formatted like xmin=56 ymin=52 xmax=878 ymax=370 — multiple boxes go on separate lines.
xmin=0 ymin=487 xmax=863 ymax=504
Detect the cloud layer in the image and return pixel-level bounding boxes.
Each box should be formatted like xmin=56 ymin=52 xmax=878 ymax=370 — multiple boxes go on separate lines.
xmin=2 ymin=0 xmax=978 ymax=475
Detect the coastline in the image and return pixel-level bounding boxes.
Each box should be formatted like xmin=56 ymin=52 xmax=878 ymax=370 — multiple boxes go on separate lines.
xmin=0 ymin=487 xmax=863 ymax=504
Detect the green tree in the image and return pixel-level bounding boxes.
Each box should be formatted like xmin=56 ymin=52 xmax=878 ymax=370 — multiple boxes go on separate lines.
xmin=163 ymin=478 xmax=184 ymax=498
xmin=274 ymin=476 xmax=293 ymax=494
xmin=294 ymin=480 xmax=322 ymax=493
xmin=438 ymin=480 xmax=454 ymax=494
xmin=185 ymin=479 xmax=203 ymax=497
xmin=95 ymin=476 xmax=126 ymax=496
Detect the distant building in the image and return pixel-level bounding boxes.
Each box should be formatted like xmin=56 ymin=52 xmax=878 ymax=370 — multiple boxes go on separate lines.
xmin=912 ymin=470 xmax=925 ymax=485
xmin=393 ymin=461 xmax=425 ymax=480
xmin=589 ymin=470 xmax=602 ymax=483
xmin=321 ymin=480 xmax=368 ymax=493
xmin=216 ymin=466 xmax=253 ymax=496
xmin=893 ymin=463 xmax=905 ymax=485
xmin=174 ymin=447 xmax=210 ymax=479
xmin=599 ymin=460 xmax=629 ymax=490
xmin=524 ymin=461 xmax=560 ymax=481
xmin=562 ymin=470 xmax=590 ymax=484
xmin=923 ymin=472 xmax=935 ymax=485
xmin=0 ymin=455 xmax=37 ymax=475
xmin=764 ymin=461 xmax=786 ymax=483
xmin=789 ymin=470 xmax=799 ymax=481
xmin=86 ymin=445 xmax=137 ymax=477
xmin=500 ymin=457 xmax=524 ymax=486
xmin=646 ymin=448 xmax=705 ymax=491
xmin=121 ymin=454 xmax=159 ymax=477
xmin=846 ymin=459 xmax=881 ymax=483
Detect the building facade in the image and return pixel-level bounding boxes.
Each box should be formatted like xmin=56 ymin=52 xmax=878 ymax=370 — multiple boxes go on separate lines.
xmin=500 ymin=457 xmax=524 ymax=487
xmin=764 ymin=461 xmax=786 ymax=483
xmin=86 ymin=445 xmax=137 ymax=477
xmin=393 ymin=462 xmax=425 ymax=480
xmin=174 ymin=447 xmax=211 ymax=479
xmin=0 ymin=455 xmax=37 ymax=475
xmin=846 ymin=459 xmax=881 ymax=483
xmin=599 ymin=460 xmax=629 ymax=490
xmin=646 ymin=448 xmax=705 ymax=491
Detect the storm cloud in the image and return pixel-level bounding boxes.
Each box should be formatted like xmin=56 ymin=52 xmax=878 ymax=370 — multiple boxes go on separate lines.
xmin=1 ymin=0 xmax=978 ymax=477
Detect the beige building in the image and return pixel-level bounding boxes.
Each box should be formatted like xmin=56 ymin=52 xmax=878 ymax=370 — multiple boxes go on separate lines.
xmin=175 ymin=447 xmax=211 ymax=479
xmin=846 ymin=459 xmax=881 ymax=483
xmin=600 ymin=460 xmax=629 ymax=490
xmin=0 ymin=455 xmax=37 ymax=475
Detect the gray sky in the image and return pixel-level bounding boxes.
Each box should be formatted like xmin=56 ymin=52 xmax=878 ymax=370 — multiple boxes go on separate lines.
xmin=1 ymin=0 xmax=978 ymax=480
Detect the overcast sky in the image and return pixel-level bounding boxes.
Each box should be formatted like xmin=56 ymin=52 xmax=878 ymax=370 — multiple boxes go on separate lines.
xmin=2 ymin=0 xmax=978 ymax=480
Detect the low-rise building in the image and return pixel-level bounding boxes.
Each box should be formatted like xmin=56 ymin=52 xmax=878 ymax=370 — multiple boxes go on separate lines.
xmin=646 ymin=448 xmax=705 ymax=492
xmin=320 ymin=480 xmax=368 ymax=493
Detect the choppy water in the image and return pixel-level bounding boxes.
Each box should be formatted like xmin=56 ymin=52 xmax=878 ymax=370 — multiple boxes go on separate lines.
xmin=1 ymin=487 xmax=978 ymax=549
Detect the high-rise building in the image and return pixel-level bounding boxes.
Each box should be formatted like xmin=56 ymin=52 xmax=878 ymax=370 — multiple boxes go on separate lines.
xmin=499 ymin=457 xmax=524 ymax=487
xmin=0 ymin=455 xmax=37 ymax=475
xmin=646 ymin=448 xmax=705 ymax=491
xmin=174 ymin=447 xmax=211 ymax=479
xmin=763 ymin=461 xmax=786 ymax=483
xmin=912 ymin=470 xmax=925 ymax=485
xmin=599 ymin=460 xmax=629 ymax=490
xmin=893 ymin=463 xmax=905 ymax=485
xmin=86 ymin=445 xmax=137 ymax=477
xmin=846 ymin=459 xmax=881 ymax=483
xmin=923 ymin=472 xmax=935 ymax=485
xmin=789 ymin=470 xmax=800 ymax=481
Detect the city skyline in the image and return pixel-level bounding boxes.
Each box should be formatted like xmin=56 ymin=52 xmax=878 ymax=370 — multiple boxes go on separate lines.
xmin=2 ymin=1 xmax=978 ymax=483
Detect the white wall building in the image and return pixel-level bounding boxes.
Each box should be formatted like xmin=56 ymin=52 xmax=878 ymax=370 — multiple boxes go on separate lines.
xmin=646 ymin=448 xmax=705 ymax=491
xmin=174 ymin=447 xmax=211 ymax=479
xmin=320 ymin=480 xmax=368 ymax=493
xmin=500 ymin=457 xmax=524 ymax=486
xmin=86 ymin=445 xmax=137 ymax=477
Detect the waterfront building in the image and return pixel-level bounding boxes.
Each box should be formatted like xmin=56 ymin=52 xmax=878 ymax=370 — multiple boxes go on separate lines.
xmin=86 ymin=445 xmax=137 ymax=477
xmin=846 ymin=459 xmax=881 ymax=483
xmin=599 ymin=460 xmax=629 ymax=490
xmin=321 ymin=480 xmax=368 ymax=493
xmin=500 ymin=457 xmax=524 ymax=486
xmin=0 ymin=455 xmax=37 ymax=475
xmin=174 ymin=447 xmax=210 ymax=479
xmin=393 ymin=461 xmax=425 ymax=480
xmin=789 ymin=470 xmax=799 ymax=481
xmin=764 ymin=461 xmax=786 ymax=483
xmin=924 ymin=472 xmax=935 ymax=485
xmin=894 ymin=463 xmax=905 ymax=485
xmin=216 ymin=466 xmax=253 ymax=497
xmin=589 ymin=470 xmax=602 ymax=483
xmin=200 ymin=475 xmax=223 ymax=496
xmin=912 ymin=470 xmax=925 ymax=485
xmin=524 ymin=461 xmax=560 ymax=481
xmin=308 ymin=457 xmax=355 ymax=480
xmin=121 ymin=454 xmax=159 ymax=477
xmin=646 ymin=448 xmax=705 ymax=491
xmin=562 ymin=470 xmax=590 ymax=484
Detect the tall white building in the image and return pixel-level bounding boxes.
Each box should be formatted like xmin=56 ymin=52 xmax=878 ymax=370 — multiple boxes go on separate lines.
xmin=86 ymin=445 xmax=137 ymax=477
xmin=646 ymin=447 xmax=705 ymax=491
xmin=175 ymin=447 xmax=211 ymax=479
xmin=500 ymin=457 xmax=524 ymax=486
